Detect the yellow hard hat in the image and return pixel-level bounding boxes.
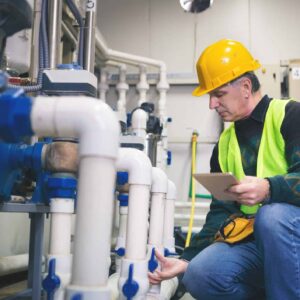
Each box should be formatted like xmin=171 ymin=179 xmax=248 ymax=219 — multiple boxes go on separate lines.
xmin=193 ymin=39 xmax=261 ymax=97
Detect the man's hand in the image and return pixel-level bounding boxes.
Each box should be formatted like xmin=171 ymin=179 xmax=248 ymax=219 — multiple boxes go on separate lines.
xmin=227 ymin=176 xmax=270 ymax=206
xmin=148 ymin=250 xmax=188 ymax=285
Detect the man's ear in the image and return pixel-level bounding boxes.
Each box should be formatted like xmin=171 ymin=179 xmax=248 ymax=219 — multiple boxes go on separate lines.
xmin=241 ymin=77 xmax=252 ymax=98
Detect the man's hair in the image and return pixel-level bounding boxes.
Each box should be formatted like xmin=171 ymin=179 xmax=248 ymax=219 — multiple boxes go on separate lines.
xmin=231 ymin=72 xmax=261 ymax=94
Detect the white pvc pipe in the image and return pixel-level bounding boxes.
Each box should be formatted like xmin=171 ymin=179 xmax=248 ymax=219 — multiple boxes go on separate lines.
xmin=49 ymin=199 xmax=74 ymax=255
xmin=147 ymin=167 xmax=168 ymax=297
xmin=131 ymin=108 xmax=148 ymax=140
xmin=48 ymin=198 xmax=74 ymax=300
xmin=126 ymin=184 xmax=150 ymax=260
xmin=137 ymin=64 xmax=149 ymax=105
xmin=0 ymin=254 xmax=28 ymax=276
xmin=116 ymin=148 xmax=152 ymax=300
xmin=72 ymin=157 xmax=116 ymax=285
xmin=115 ymin=205 xmax=128 ymax=273
xmin=148 ymin=167 xmax=168 ymax=247
xmin=99 ymin=68 xmax=109 ymax=102
xmin=95 ymin=30 xmax=166 ymax=70
xmin=163 ymin=180 xmax=177 ymax=253
xmin=95 ymin=28 xmax=169 ymax=118
xmin=30 ymin=96 xmax=120 ymax=300
xmin=95 ymin=28 xmax=170 ymax=168
xmin=115 ymin=64 xmax=129 ymax=123
xmin=116 ymin=148 xmax=152 ymax=259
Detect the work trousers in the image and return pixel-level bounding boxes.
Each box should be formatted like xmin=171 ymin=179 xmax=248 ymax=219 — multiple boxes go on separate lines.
xmin=182 ymin=203 xmax=300 ymax=300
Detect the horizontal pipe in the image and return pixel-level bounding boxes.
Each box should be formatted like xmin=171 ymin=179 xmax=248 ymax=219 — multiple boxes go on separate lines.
xmin=0 ymin=254 xmax=28 ymax=276
xmin=95 ymin=29 xmax=166 ymax=70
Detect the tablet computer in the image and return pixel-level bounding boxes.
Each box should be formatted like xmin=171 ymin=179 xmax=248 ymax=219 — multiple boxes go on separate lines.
xmin=193 ymin=172 xmax=239 ymax=201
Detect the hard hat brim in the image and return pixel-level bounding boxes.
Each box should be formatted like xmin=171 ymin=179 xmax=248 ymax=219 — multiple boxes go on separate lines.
xmin=192 ymin=85 xmax=214 ymax=97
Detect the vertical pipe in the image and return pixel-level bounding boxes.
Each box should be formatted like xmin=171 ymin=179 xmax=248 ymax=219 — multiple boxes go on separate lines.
xmin=48 ymin=198 xmax=74 ymax=300
xmin=48 ymin=0 xmax=62 ymax=69
xmin=84 ymin=0 xmax=97 ymax=72
xmin=148 ymin=193 xmax=165 ymax=247
xmin=29 ymin=0 xmax=42 ymax=82
xmin=125 ymin=184 xmax=151 ymax=260
xmin=71 ymin=157 xmax=116 ymax=286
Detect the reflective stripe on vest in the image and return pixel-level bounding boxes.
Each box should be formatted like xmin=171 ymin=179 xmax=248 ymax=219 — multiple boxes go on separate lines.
xmin=218 ymin=99 xmax=291 ymax=214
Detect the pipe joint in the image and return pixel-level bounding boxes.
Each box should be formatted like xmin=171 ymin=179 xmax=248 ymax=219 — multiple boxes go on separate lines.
xmin=117 ymin=148 xmax=152 ymax=185
xmin=32 ymin=96 xmax=120 ymax=159
xmin=131 ymin=108 xmax=148 ymax=132
xmin=167 ymin=180 xmax=176 ymax=201
xmin=151 ymin=167 xmax=168 ymax=193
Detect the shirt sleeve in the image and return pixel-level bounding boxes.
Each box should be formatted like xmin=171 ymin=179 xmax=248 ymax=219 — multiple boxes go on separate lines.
xmin=268 ymin=100 xmax=300 ymax=205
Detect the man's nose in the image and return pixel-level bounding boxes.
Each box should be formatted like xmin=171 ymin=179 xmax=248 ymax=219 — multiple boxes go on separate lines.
xmin=209 ymin=96 xmax=219 ymax=110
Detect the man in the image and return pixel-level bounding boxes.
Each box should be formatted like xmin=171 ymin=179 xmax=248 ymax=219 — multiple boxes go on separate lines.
xmin=148 ymin=39 xmax=300 ymax=300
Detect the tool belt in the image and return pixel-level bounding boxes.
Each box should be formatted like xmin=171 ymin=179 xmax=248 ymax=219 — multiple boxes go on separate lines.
xmin=214 ymin=213 xmax=255 ymax=244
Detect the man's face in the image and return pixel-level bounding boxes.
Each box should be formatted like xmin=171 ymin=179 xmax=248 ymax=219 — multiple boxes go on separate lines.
xmin=208 ymin=78 xmax=251 ymax=122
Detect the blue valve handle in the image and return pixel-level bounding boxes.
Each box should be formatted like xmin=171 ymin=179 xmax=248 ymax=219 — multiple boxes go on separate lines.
xmin=42 ymin=259 xmax=61 ymax=300
xmin=164 ymin=248 xmax=178 ymax=257
xmin=113 ymin=247 xmax=125 ymax=257
xmin=148 ymin=248 xmax=158 ymax=273
xmin=122 ymin=263 xmax=139 ymax=300
xmin=71 ymin=294 xmax=83 ymax=300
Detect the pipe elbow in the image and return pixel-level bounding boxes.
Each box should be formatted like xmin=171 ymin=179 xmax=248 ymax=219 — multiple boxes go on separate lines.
xmin=167 ymin=180 xmax=176 ymax=201
xmin=31 ymin=96 xmax=120 ymax=159
xmin=151 ymin=167 xmax=168 ymax=193
xmin=131 ymin=109 xmax=148 ymax=131
xmin=116 ymin=148 xmax=152 ymax=185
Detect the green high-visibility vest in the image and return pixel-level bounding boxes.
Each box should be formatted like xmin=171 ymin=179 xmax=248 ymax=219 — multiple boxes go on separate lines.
xmin=218 ymin=99 xmax=291 ymax=214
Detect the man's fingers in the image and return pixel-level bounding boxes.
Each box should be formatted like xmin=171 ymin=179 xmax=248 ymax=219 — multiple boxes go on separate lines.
xmin=228 ymin=183 xmax=253 ymax=194
xmin=148 ymin=271 xmax=162 ymax=285
xmin=155 ymin=249 xmax=166 ymax=263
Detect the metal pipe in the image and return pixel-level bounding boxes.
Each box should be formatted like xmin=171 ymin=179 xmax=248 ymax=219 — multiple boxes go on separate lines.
xmin=62 ymin=21 xmax=77 ymax=48
xmin=48 ymin=0 xmax=62 ymax=69
xmin=29 ymin=0 xmax=42 ymax=82
xmin=84 ymin=0 xmax=97 ymax=72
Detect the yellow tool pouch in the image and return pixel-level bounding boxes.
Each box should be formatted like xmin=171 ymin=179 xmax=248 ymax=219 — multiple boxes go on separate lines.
xmin=214 ymin=213 xmax=255 ymax=244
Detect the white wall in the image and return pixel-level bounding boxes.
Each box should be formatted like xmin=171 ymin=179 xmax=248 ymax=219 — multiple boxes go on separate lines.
xmin=98 ymin=0 xmax=300 ymax=201
xmin=98 ymin=0 xmax=300 ymax=78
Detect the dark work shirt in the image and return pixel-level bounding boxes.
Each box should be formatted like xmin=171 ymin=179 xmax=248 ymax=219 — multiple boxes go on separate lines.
xmin=181 ymin=95 xmax=300 ymax=261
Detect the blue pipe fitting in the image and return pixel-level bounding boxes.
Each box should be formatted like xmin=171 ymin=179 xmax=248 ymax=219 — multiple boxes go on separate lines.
xmin=8 ymin=142 xmax=44 ymax=172
xmin=114 ymin=247 xmax=126 ymax=257
xmin=148 ymin=248 xmax=158 ymax=273
xmin=117 ymin=171 xmax=129 ymax=186
xmin=0 ymin=89 xmax=33 ymax=142
xmin=164 ymin=248 xmax=178 ymax=257
xmin=117 ymin=193 xmax=128 ymax=207
xmin=0 ymin=142 xmax=45 ymax=201
xmin=122 ymin=263 xmax=139 ymax=300
xmin=71 ymin=294 xmax=83 ymax=300
xmin=167 ymin=150 xmax=172 ymax=166
xmin=47 ymin=177 xmax=77 ymax=199
xmin=42 ymin=259 xmax=61 ymax=300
